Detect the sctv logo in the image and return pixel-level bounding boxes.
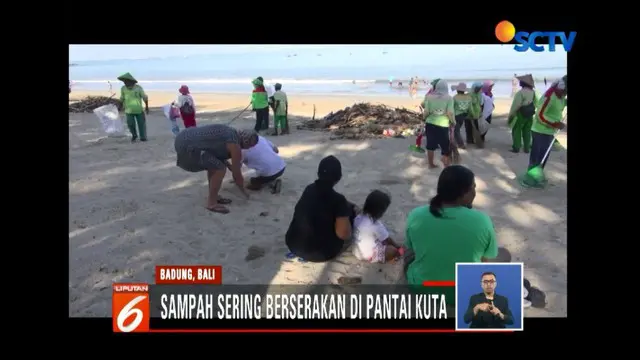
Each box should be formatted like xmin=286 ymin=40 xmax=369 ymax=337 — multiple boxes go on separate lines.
xmin=495 ymin=20 xmax=576 ymax=52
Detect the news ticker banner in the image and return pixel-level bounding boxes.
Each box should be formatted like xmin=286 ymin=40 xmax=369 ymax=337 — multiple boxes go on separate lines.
xmin=113 ymin=265 xmax=455 ymax=333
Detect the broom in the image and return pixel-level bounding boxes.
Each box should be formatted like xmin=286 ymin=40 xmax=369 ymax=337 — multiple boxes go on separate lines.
xmin=449 ymin=125 xmax=461 ymax=164
xmin=518 ymin=124 xmax=564 ymax=189
xmin=226 ymin=103 xmax=252 ymax=125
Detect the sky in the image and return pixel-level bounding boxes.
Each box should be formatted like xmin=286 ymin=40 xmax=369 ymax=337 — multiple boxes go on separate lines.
xmin=69 ymin=45 xmax=351 ymax=61
xmin=68 ymin=45 xmax=566 ymax=69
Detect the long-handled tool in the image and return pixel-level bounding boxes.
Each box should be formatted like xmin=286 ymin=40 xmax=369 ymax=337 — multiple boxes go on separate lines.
xmin=519 ymin=124 xmax=564 ymax=188
xmin=449 ymin=125 xmax=461 ymax=164
xmin=226 ymin=103 xmax=252 ymax=125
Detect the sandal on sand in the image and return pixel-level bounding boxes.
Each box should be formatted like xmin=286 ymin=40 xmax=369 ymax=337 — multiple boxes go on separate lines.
xmin=285 ymin=252 xmax=306 ymax=263
xmin=217 ymin=197 xmax=232 ymax=204
xmin=207 ymin=205 xmax=229 ymax=214
xmin=271 ymin=179 xmax=282 ymax=194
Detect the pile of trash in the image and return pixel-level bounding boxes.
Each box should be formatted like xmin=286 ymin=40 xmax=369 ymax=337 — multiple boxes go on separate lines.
xmin=69 ymin=96 xmax=123 ymax=113
xmin=298 ymin=102 xmax=424 ymax=140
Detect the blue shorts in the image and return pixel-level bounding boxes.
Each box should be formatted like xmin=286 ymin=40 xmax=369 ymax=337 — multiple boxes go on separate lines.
xmin=425 ymin=123 xmax=451 ymax=156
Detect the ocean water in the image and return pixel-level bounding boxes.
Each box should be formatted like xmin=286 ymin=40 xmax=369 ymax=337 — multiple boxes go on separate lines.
xmin=69 ymin=45 xmax=567 ymax=99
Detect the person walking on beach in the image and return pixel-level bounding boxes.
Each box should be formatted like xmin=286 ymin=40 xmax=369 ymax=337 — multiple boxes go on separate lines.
xmin=271 ymin=83 xmax=289 ymax=135
xmin=412 ymin=79 xmax=439 ymax=153
xmin=174 ymin=124 xmax=253 ymax=214
xmin=508 ymin=74 xmax=537 ymax=153
xmin=251 ymin=77 xmax=270 ymax=133
xmin=468 ymin=82 xmax=484 ymax=147
xmin=511 ymin=74 xmax=518 ymax=97
xmin=409 ymin=77 xmax=415 ymax=98
xmin=174 ymin=85 xmax=197 ymax=128
xmin=520 ymin=76 xmax=567 ymax=188
xmin=480 ymin=81 xmax=495 ymax=143
xmin=422 ymin=79 xmax=455 ymax=169
xmin=118 ymin=72 xmax=149 ymax=142
xmin=452 ymin=83 xmax=472 ymax=149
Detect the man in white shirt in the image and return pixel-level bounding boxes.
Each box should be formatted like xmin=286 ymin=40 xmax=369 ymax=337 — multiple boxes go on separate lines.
xmin=241 ymin=134 xmax=286 ymax=194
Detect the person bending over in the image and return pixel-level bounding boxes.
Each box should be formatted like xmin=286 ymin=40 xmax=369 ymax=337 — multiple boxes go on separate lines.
xmin=238 ymin=132 xmax=286 ymax=194
xmin=285 ymin=156 xmax=358 ymax=262
xmin=174 ymin=124 xmax=254 ymax=214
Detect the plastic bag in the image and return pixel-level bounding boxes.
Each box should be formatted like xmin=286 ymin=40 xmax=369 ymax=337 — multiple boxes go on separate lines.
xmin=162 ymin=104 xmax=180 ymax=136
xmin=478 ymin=117 xmax=490 ymax=134
xmin=171 ymin=107 xmax=181 ymax=119
xmin=265 ymin=84 xmax=275 ymax=98
xmin=93 ymin=104 xmax=126 ymax=137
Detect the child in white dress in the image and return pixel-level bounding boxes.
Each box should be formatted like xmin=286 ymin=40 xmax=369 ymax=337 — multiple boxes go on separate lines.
xmin=352 ymin=190 xmax=403 ymax=263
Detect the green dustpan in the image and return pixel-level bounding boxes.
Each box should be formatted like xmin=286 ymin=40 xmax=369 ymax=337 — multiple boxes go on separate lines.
xmin=409 ymin=144 xmax=425 ymax=153
xmin=518 ymin=133 xmax=557 ymax=189
xmin=519 ymin=166 xmax=548 ymax=189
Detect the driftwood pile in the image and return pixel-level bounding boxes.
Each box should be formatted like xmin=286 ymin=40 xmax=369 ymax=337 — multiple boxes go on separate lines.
xmin=298 ymin=102 xmax=423 ymax=140
xmin=69 ymin=96 xmax=123 ymax=113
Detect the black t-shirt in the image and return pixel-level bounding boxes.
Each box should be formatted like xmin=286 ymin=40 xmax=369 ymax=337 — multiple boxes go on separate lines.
xmin=463 ymin=293 xmax=513 ymax=328
xmin=285 ymin=181 xmax=351 ymax=262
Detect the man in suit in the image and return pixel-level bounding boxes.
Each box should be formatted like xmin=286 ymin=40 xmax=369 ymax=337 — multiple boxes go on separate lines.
xmin=463 ymin=272 xmax=514 ymax=328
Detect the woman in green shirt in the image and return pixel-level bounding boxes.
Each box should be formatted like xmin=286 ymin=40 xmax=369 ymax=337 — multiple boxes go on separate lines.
xmin=468 ymin=82 xmax=484 ymax=147
xmin=422 ymin=79 xmax=455 ymax=168
xmin=251 ymin=77 xmax=270 ymax=132
xmin=404 ymin=165 xmax=498 ymax=288
xmin=507 ymin=74 xmax=538 ymax=153
xmin=452 ymin=82 xmax=472 ymax=149
xmin=118 ymin=72 xmax=149 ymax=142
xmin=522 ymin=76 xmax=567 ymax=188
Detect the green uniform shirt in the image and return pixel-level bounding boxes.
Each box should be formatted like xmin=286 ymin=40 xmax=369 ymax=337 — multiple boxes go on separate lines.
xmin=405 ymin=206 xmax=498 ymax=286
xmin=120 ymin=85 xmax=147 ymax=114
xmin=469 ymin=92 xmax=482 ymax=119
xmin=531 ymin=92 xmax=566 ymax=135
xmin=251 ymin=89 xmax=269 ymax=109
xmin=422 ymin=96 xmax=454 ymax=128
xmin=453 ymin=94 xmax=472 ymax=116
xmin=508 ymin=89 xmax=538 ymax=118
xmin=272 ymin=90 xmax=288 ymax=116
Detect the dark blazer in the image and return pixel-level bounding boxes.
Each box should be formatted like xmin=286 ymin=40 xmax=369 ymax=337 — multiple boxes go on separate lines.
xmin=463 ymin=293 xmax=514 ymax=328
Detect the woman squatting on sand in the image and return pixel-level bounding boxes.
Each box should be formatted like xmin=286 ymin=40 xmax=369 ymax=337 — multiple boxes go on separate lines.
xmin=285 ymin=156 xmax=359 ymax=262
xmin=403 ymin=165 xmax=498 ymax=304
xmin=174 ymin=124 xmax=255 ymax=214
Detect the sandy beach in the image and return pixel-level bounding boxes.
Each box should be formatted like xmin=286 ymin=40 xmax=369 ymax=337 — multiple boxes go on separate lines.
xmin=69 ymin=91 xmax=567 ymax=318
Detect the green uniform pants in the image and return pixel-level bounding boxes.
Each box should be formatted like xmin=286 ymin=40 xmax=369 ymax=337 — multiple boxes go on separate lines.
xmin=126 ymin=113 xmax=147 ymax=140
xmin=511 ymin=115 xmax=533 ymax=152
xmin=275 ymin=115 xmax=287 ymax=130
